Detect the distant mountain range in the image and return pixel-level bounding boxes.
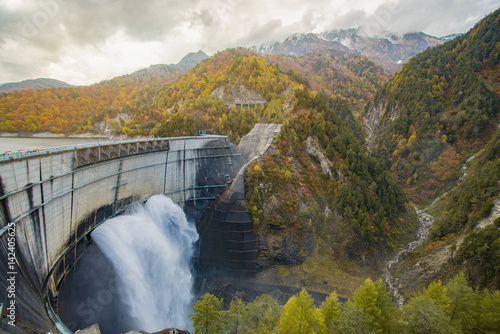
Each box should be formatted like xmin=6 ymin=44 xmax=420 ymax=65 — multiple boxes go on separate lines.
xmin=0 ymin=51 xmax=209 ymax=93
xmin=0 ymin=28 xmax=459 ymax=93
xmin=252 ymin=28 xmax=461 ymax=73
xmin=1 ymin=29 xmax=459 ymax=92
xmin=0 ymin=78 xmax=72 ymax=94
xmin=124 ymin=50 xmax=209 ymax=81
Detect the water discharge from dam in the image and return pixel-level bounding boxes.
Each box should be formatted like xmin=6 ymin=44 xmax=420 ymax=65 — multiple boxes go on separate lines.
xmin=89 ymin=194 xmax=198 ymax=333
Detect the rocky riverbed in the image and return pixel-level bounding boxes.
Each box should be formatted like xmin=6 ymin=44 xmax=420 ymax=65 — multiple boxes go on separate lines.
xmin=381 ymin=208 xmax=434 ymax=306
xmin=380 ymin=151 xmax=485 ymax=306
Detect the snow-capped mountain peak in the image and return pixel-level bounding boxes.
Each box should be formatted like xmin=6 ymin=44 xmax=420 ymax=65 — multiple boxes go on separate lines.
xmin=251 ymin=28 xmax=454 ymax=73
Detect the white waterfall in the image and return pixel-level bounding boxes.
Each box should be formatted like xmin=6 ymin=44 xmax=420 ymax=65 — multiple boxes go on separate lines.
xmin=91 ymin=195 xmax=198 ymax=332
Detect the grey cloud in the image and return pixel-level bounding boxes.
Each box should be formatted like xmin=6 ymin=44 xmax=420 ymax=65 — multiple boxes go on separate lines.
xmin=361 ymin=0 xmax=499 ymax=37
xmin=0 ymin=0 xmax=198 ymax=49
xmin=0 ymin=0 xmax=498 ymax=85
xmin=0 ymin=7 xmax=17 ymax=32
xmin=301 ymin=10 xmax=318 ymax=32
xmin=235 ymin=19 xmax=285 ymax=47
xmin=60 ymin=0 xmax=188 ymax=43
xmin=0 ymin=57 xmax=38 ymax=82
xmin=190 ymin=8 xmax=216 ymax=29
xmin=0 ymin=0 xmax=199 ymax=83
xmin=327 ymin=10 xmax=368 ymax=30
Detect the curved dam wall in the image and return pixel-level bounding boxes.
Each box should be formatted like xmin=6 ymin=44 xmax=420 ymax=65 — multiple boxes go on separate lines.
xmin=0 ymin=136 xmax=239 ymax=334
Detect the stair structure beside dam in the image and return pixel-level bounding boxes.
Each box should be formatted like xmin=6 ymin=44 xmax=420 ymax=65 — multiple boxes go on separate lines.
xmin=196 ymin=124 xmax=282 ymax=276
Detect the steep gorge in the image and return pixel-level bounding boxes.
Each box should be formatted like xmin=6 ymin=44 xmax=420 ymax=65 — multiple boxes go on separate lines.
xmin=364 ymin=8 xmax=500 ymax=292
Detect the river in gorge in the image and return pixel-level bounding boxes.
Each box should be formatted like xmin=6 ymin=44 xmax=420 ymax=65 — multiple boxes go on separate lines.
xmin=380 ymin=152 xmax=478 ymax=306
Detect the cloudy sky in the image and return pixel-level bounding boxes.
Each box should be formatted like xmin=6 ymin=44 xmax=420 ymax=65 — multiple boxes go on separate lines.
xmin=0 ymin=0 xmax=498 ymax=86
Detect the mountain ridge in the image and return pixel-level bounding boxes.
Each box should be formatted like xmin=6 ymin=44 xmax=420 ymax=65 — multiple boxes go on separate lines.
xmin=0 ymin=78 xmax=72 ymax=94
xmin=176 ymin=50 xmax=209 ymax=69
xmin=106 ymin=50 xmax=209 ymax=83
xmin=252 ymin=28 xmax=457 ymax=73
xmin=0 ymin=50 xmax=209 ymax=94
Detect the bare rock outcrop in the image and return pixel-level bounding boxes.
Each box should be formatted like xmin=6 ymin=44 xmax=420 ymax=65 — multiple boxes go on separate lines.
xmin=211 ymin=82 xmax=267 ymax=108
xmin=364 ymin=100 xmax=401 ymax=146
xmin=305 ymin=136 xmax=334 ymax=180
xmin=92 ymin=113 xmax=132 ymax=135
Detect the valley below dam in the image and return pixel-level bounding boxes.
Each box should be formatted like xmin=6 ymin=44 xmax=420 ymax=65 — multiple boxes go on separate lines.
xmin=380 ymin=150 xmax=489 ymax=305
xmin=381 ymin=208 xmax=434 ymax=306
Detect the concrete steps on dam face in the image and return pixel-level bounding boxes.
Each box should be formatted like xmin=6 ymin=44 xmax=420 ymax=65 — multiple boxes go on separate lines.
xmin=203 ymin=219 xmax=253 ymax=231
xmin=214 ymin=198 xmax=248 ymax=211
xmin=211 ymin=209 xmax=252 ymax=222
xmin=197 ymin=197 xmax=258 ymax=274
xmin=198 ymin=258 xmax=258 ymax=272
xmin=202 ymin=228 xmax=256 ymax=242
xmin=200 ymin=249 xmax=258 ymax=262
xmin=202 ymin=238 xmax=257 ymax=252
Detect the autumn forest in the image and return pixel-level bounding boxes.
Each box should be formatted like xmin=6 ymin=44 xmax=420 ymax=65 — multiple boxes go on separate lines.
xmin=1 ymin=6 xmax=500 ymax=334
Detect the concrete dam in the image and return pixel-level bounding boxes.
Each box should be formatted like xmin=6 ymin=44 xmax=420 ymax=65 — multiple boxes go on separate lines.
xmin=0 ymin=125 xmax=281 ymax=333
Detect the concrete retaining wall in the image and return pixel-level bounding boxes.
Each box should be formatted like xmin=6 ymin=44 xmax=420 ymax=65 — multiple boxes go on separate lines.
xmin=0 ymin=136 xmax=238 ymax=334
xmin=196 ymin=124 xmax=282 ymax=276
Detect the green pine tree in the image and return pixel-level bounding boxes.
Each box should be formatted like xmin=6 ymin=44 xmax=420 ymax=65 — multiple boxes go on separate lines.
xmin=246 ymin=294 xmax=282 ymax=333
xmin=445 ymin=272 xmax=479 ymax=333
xmin=335 ymin=300 xmax=376 ymax=334
xmin=400 ymin=295 xmax=455 ymax=334
xmin=353 ymin=278 xmax=382 ymax=332
xmin=320 ymin=291 xmax=341 ymax=331
xmin=225 ymin=298 xmax=247 ymax=334
xmin=189 ymin=293 xmax=225 ymax=334
xmin=279 ymin=289 xmax=322 ymax=334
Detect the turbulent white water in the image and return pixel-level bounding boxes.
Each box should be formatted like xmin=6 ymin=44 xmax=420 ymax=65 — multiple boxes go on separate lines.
xmin=91 ymin=195 xmax=198 ymax=332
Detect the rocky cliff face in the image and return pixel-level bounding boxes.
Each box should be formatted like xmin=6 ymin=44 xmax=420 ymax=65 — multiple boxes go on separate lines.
xmin=363 ymin=101 xmax=385 ymax=143
xmin=305 ymin=136 xmax=334 ymax=179
xmin=256 ymin=225 xmax=314 ymax=268
xmin=363 ymin=100 xmax=401 ymax=145
xmin=211 ymin=82 xmax=267 ymax=108
xmin=92 ymin=113 xmax=132 ymax=135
